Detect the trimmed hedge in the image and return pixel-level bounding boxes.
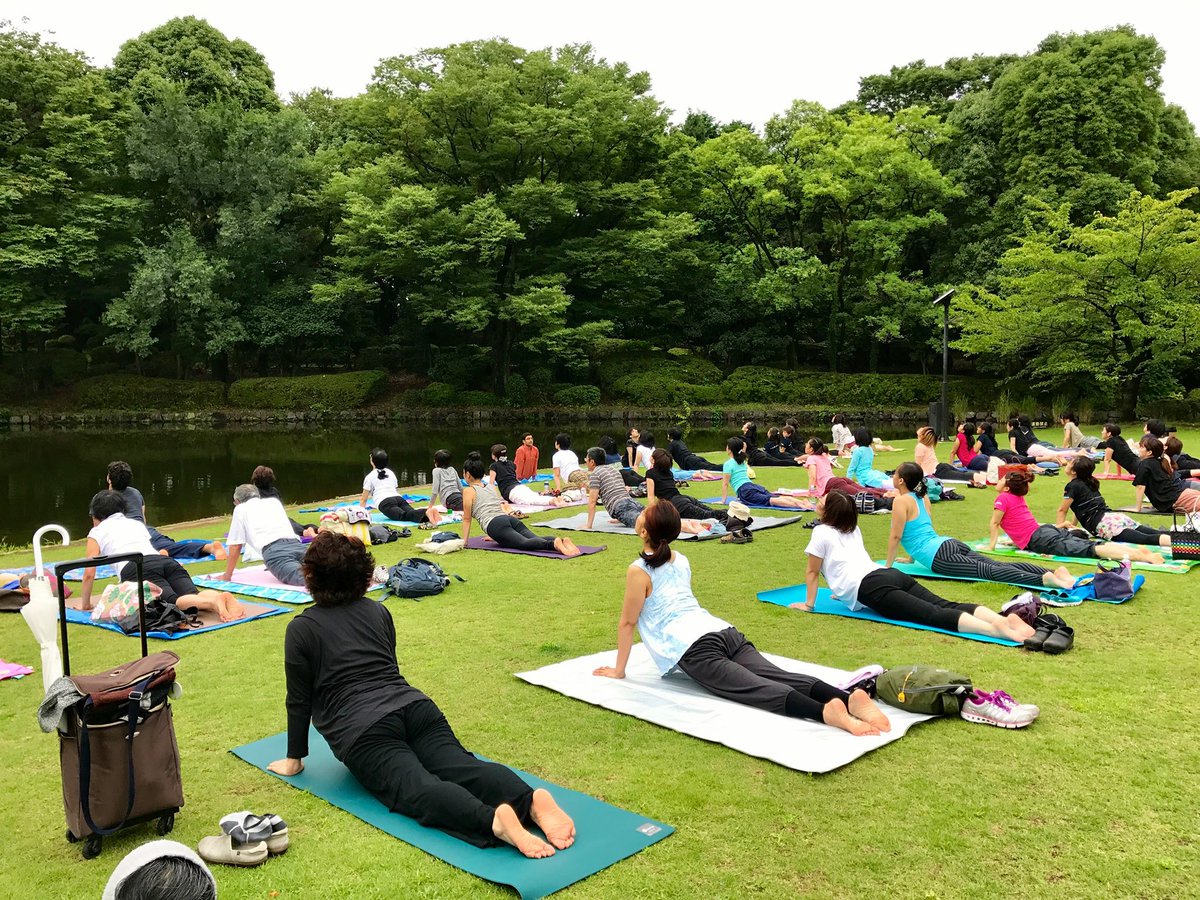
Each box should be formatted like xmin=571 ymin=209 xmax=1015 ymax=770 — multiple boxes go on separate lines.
xmin=598 ymin=348 xmax=721 ymax=392
xmin=228 ymin=371 xmax=386 ymax=411
xmin=74 ymin=376 xmax=226 ymax=410
xmin=554 ymin=385 xmax=602 ymax=407
xmin=720 ymin=368 xmax=993 ymax=408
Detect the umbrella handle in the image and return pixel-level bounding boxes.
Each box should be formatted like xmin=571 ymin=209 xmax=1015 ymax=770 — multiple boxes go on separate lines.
xmin=32 ymin=525 xmax=70 ymax=578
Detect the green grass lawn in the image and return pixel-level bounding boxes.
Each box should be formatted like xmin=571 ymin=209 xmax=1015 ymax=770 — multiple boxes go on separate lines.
xmin=2 ymin=434 xmax=1197 ymax=898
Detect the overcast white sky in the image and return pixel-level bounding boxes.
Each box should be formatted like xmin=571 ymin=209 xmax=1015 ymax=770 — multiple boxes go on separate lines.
xmin=12 ymin=1 xmax=1200 ymax=127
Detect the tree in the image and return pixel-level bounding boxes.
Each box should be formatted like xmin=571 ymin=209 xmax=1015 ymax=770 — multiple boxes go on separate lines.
xmin=954 ymin=190 xmax=1200 ymax=418
xmin=855 ymin=55 xmax=1017 ymax=118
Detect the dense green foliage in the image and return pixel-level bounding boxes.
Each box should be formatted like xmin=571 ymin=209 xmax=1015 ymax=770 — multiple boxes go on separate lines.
xmin=2 ymin=19 xmax=1199 ymax=412
xmin=226 ymin=370 xmax=387 ymax=410
xmin=73 ymin=374 xmax=225 ymax=409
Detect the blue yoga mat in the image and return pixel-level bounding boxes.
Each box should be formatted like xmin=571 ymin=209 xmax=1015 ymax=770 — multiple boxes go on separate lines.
xmin=889 ymin=560 xmax=1145 ymax=603
xmin=233 ymin=728 xmax=673 ymax=899
xmin=757 ymin=586 xmax=1020 ymax=646
xmin=62 ymin=601 xmax=289 ymax=639
xmin=12 ymin=543 xmax=218 ymax=581
xmin=300 ymin=497 xmax=428 ymax=513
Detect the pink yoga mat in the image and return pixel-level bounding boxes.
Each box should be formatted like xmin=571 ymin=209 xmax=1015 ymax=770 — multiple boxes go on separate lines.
xmin=464 ymin=537 xmax=606 ymax=559
xmin=230 ymin=566 xmax=308 ymax=591
xmin=0 ymin=660 xmax=34 ymax=681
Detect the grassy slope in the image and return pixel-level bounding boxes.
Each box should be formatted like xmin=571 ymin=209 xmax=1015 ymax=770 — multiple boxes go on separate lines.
xmin=1 ymin=436 xmax=1197 ymax=899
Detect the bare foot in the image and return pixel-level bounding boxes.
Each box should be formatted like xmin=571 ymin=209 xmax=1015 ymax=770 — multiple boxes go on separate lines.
xmin=303 ymin=527 xmax=317 ymax=539
xmin=530 ymin=788 xmax=575 ymax=849
xmin=1002 ymin=613 xmax=1035 ymax=641
xmin=847 ymin=689 xmax=891 ymax=732
xmin=493 ymin=804 xmax=555 ymax=858
xmin=1044 ymin=567 xmax=1075 ymax=589
xmin=822 ymin=698 xmax=880 ymax=736
xmin=220 ymin=593 xmax=246 ymax=622
xmin=555 ymin=538 xmax=582 ymax=558
xmin=426 ymin=507 xmax=443 ymax=526
xmin=210 ymin=542 xmax=228 ymax=560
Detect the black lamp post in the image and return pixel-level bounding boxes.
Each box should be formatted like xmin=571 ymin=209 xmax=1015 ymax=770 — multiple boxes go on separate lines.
xmin=933 ymin=289 xmax=955 ymax=440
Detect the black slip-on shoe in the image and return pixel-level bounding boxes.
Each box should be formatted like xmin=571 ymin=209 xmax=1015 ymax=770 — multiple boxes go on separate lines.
xmin=1042 ymin=622 xmax=1075 ymax=654
xmin=1023 ymin=614 xmax=1061 ymax=651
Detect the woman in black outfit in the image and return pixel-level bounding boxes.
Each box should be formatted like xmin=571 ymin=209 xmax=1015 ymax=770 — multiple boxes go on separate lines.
xmin=741 ymin=422 xmax=800 ymax=467
xmin=665 ymin=427 xmax=723 ymax=472
xmin=268 ymin=532 xmax=575 ymax=857
xmin=645 ymin=449 xmax=728 ymax=523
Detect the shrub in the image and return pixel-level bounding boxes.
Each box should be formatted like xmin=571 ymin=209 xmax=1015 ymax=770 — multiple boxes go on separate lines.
xmin=719 ymin=368 xmax=981 ymax=408
xmin=458 ymin=390 xmax=503 ymax=407
xmin=74 ymin=375 xmax=226 ymax=410
xmin=428 ymin=347 xmax=490 ymax=389
xmin=228 ymin=371 xmax=386 ymax=410
xmin=597 ymin=348 xmax=721 ymax=391
xmin=405 ymin=382 xmax=457 ymax=406
xmin=611 ymin=373 xmax=720 ymax=406
xmin=504 ymin=374 xmax=529 ymax=408
xmin=554 ymin=385 xmax=601 ymax=407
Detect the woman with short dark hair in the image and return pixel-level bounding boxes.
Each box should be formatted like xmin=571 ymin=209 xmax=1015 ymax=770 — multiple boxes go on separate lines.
xmin=268 ymin=532 xmax=575 ymax=857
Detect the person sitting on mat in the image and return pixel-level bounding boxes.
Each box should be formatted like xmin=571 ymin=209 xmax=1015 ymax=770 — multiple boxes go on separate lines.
xmin=887 ymin=463 xmax=1075 ymax=589
xmin=253 ymin=465 xmax=316 ymax=539
xmin=489 ymin=445 xmax=563 ymax=508
xmin=952 ymin=422 xmax=990 ymax=472
xmin=1132 ymin=436 xmax=1200 ymax=515
xmin=431 ymin=450 xmax=465 ymax=512
xmin=361 ymin=448 xmax=441 ymax=526
xmin=225 ymin=484 xmax=311 ymax=586
xmin=831 ymin=414 xmax=855 ymax=457
xmin=765 ymin=427 xmax=804 ymax=464
xmin=105 ymin=461 xmax=227 ymax=560
xmin=645 ymin=449 xmax=728 ymax=524
xmin=990 ymin=471 xmax=1164 ymax=563
xmin=82 ymin=490 xmax=244 ymax=621
xmin=267 ymin=531 xmax=575 ymax=858
xmin=631 ymin=431 xmax=657 ymax=473
xmin=551 ymin=433 xmax=581 ymax=492
xmin=846 ymin=428 xmax=892 ymax=489
xmin=462 ymin=453 xmax=581 ymax=556
xmin=780 ymin=424 xmax=799 ymax=455
xmin=801 ymin=490 xmax=1036 ymax=642
xmin=740 ymin=422 xmax=800 ymax=467
xmin=666 ymin=427 xmax=723 ymax=472
xmin=722 ymin=438 xmax=812 ymax=510
xmin=1098 ymin=423 xmax=1139 ymax=476
xmin=1056 ymin=457 xmax=1171 ymax=549
xmin=592 ymin=501 xmax=890 ymax=736
xmin=1060 ymin=412 xmax=1100 ymax=450
xmin=514 ymin=432 xmax=540 ymax=482
xmin=914 ymin=427 xmax=968 ymax=481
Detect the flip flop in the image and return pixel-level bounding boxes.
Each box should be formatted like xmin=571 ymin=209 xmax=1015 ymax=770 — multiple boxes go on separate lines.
xmin=198 ymin=834 xmax=269 ymax=867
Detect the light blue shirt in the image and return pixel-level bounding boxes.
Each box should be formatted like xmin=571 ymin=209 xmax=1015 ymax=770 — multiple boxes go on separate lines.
xmin=847 ymin=446 xmax=890 ymax=489
xmin=722 ymin=457 xmax=751 ymax=492
xmin=634 ymin=553 xmax=732 ymax=675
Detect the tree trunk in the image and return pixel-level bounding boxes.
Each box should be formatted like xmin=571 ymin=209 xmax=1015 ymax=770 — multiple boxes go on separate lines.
xmin=1119 ymin=373 xmax=1142 ymax=421
xmin=491 ymin=321 xmax=511 ymax=396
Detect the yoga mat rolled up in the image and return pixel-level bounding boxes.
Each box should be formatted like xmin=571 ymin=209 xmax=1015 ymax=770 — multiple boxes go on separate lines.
xmin=233 ymin=728 xmax=673 ymax=900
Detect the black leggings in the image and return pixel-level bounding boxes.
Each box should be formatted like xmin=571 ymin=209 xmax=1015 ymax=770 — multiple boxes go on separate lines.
xmin=931 ymin=538 xmax=1049 ymax=586
xmin=749 ymin=449 xmax=796 ymax=467
xmin=857 ymin=568 xmax=979 ymax=631
xmin=1110 ymin=524 xmax=1166 ymax=546
xmin=670 ymin=494 xmax=729 ymax=523
xmin=119 ymin=555 xmax=197 ymax=606
xmin=619 ymin=468 xmax=646 ymax=487
xmin=343 ymin=700 xmax=533 ymax=846
xmin=681 ymin=453 xmax=723 ymax=472
xmin=677 ymin=628 xmax=848 ymax=721
xmin=485 ymin=515 xmax=557 ymax=552
xmin=379 ymin=495 xmax=430 ymax=524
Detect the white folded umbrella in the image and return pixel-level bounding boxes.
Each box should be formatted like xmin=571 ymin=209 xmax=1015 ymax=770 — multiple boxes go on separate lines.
xmin=21 ymin=525 xmax=70 ymax=693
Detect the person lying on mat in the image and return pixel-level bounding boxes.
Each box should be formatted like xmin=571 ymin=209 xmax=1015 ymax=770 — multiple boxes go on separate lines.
xmin=645 ymin=449 xmax=728 ymax=524
xmin=845 ymin=429 xmax=893 ymax=489
xmin=1007 ymin=417 xmax=1080 ymax=465
xmin=361 ymin=448 xmax=442 ymax=526
xmin=1133 ymin=436 xmax=1200 ymax=515
xmin=106 ymin=461 xmax=227 ymax=560
xmin=740 ymin=422 xmax=800 ymax=467
xmin=887 ymin=463 xmax=1075 ymax=589
xmin=253 ymin=465 xmax=316 ymax=538
xmin=1060 ymin=412 xmax=1101 ymax=450
xmin=592 ymin=501 xmax=890 ymax=736
xmin=1098 ymin=423 xmax=1139 ymax=476
xmin=765 ymin=427 xmax=804 ymax=464
xmin=603 ymin=435 xmax=646 ymax=487
xmin=462 ymin=453 xmax=582 ymax=556
xmin=801 ymin=490 xmax=1035 ymax=642
xmin=552 ymin=433 xmax=582 ymax=492
xmin=584 ymin=447 xmax=710 ymax=534
xmin=225 ymin=484 xmax=311 ymax=586
xmin=990 ymin=471 xmax=1164 ymax=563
xmin=666 ymin=427 xmax=724 ymax=473
xmin=721 ymin=438 xmax=812 ymax=510
xmin=914 ymin=427 xmax=970 ymax=481
xmin=1056 ymin=457 xmax=1171 ymax=549
xmin=631 ymin=431 xmax=658 ymax=473
xmin=267 ymin=532 xmax=575 ymax=858
xmin=830 ymin=414 xmax=854 ymax=457
xmin=431 ymin=450 xmax=465 ymax=512
xmin=82 ymin=490 xmax=244 ymax=621
xmin=489 ymin=444 xmax=562 ymax=508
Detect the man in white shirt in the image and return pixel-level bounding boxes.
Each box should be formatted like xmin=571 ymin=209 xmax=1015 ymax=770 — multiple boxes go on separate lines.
xmin=224 ymin=485 xmax=308 ymax=586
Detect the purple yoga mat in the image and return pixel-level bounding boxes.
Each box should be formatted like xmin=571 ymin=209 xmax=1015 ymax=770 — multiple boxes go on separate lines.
xmin=464 ymin=537 xmax=606 ymax=559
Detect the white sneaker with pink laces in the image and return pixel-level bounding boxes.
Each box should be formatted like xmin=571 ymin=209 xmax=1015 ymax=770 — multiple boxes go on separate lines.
xmin=960 ymin=690 xmax=1039 ymax=728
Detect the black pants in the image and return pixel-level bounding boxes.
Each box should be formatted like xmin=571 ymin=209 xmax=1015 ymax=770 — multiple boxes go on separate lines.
xmin=931 ymin=538 xmax=1049 ymax=586
xmin=670 ymin=494 xmax=728 ymax=523
xmin=147 ymin=526 xmax=209 ymax=559
xmin=620 ymin=468 xmax=646 ymax=487
xmin=677 ymin=628 xmax=848 ymax=721
xmin=288 ymin=518 xmax=308 ymax=537
xmin=119 ymin=555 xmax=197 ymax=606
xmin=485 ymin=515 xmax=557 ymax=552
xmin=1110 ymin=525 xmax=1163 ymax=545
xmin=749 ymin=449 xmax=795 ymax=467
xmin=931 ymin=463 xmax=963 ymax=481
xmin=379 ymin=495 xmax=429 ymax=524
xmin=343 ymin=700 xmax=533 ymax=846
xmin=443 ymin=493 xmax=465 ymax=512
xmin=858 ymin=568 xmax=978 ymax=631
xmin=682 ymin=453 xmax=723 ymax=472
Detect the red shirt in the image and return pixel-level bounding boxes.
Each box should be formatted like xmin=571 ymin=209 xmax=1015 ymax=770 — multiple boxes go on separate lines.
xmin=514 ymin=443 xmax=540 ymax=481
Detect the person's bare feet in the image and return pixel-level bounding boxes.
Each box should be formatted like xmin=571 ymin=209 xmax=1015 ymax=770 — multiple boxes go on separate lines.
xmin=427 ymin=507 xmax=443 ymax=526
xmin=210 ymin=542 xmax=228 ymax=560
xmin=1044 ymin=566 xmax=1075 ymax=589
xmin=493 ymin=804 xmax=555 ymax=858
xmin=219 ymin=592 xmax=246 ymax=622
xmin=1002 ymin=613 xmax=1035 ymax=641
xmin=554 ymin=537 xmax=582 ymax=557
xmin=847 ymin=689 xmax=891 ymax=732
xmin=303 ymin=527 xmax=317 ymax=539
xmin=822 ymin=698 xmax=880 ymax=736
xmin=530 ymin=788 xmax=575 ymax=849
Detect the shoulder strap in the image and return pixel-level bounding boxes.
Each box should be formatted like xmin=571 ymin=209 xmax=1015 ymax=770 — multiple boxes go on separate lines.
xmin=77 ymin=674 xmax=152 ymax=835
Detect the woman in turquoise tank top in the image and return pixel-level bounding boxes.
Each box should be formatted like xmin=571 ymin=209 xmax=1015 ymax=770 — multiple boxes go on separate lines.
xmin=886 ymin=463 xmax=1074 ymax=590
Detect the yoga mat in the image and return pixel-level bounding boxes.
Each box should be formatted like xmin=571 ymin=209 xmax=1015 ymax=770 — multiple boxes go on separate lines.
xmin=888 ymin=560 xmax=1147 ymax=602
xmin=506 ymin=498 xmax=587 ymax=515
xmin=464 ymin=537 xmax=606 ymax=559
xmin=1114 ymin=506 xmax=1173 ymax=517
xmin=227 ymin=564 xmax=386 ymax=592
xmin=517 ymin=645 xmax=933 ymax=773
xmin=1097 ymin=473 xmax=1134 ymax=481
xmin=698 ymin=496 xmax=817 ymax=511
xmin=0 ymin=659 xmax=33 ymax=680
xmin=300 ymin=496 xmax=429 ymax=512
xmin=10 ymin=543 xmax=218 ymax=581
xmin=965 ymin=539 xmax=1196 ymax=574
xmin=673 ymin=470 xmax=722 ymax=482
xmin=233 ymin=728 xmax=672 ymax=900
xmin=370 ymin=511 xmax=462 ymax=525
xmin=533 ymin=512 xmax=803 ymax=540
xmin=61 ymin=597 xmax=288 ymax=639
xmin=190 ymin=576 xmax=314 ymax=605
xmin=889 ymin=560 xmax=1045 ymax=591
xmin=757 ymin=586 xmax=1020 ymax=647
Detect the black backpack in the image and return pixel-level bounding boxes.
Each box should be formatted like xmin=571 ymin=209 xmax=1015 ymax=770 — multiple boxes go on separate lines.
xmin=369 ymin=524 xmax=408 ymax=545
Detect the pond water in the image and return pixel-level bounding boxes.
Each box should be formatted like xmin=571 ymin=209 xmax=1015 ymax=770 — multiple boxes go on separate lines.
xmin=0 ymin=421 xmax=917 ymax=547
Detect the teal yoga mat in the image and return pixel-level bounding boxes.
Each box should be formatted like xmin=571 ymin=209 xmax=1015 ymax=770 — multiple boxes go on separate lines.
xmin=965 ymin=539 xmax=1197 ymax=574
xmin=757 ymin=586 xmax=1020 ymax=646
xmin=888 ymin=560 xmax=1145 ymax=604
xmin=233 ymin=728 xmax=673 ymax=899
xmin=888 ymin=560 xmax=1044 ymax=591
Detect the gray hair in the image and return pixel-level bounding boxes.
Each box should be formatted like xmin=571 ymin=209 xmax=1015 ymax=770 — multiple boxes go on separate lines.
xmin=233 ymin=483 xmax=260 ymax=505
xmin=116 ymin=856 xmax=216 ymax=900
